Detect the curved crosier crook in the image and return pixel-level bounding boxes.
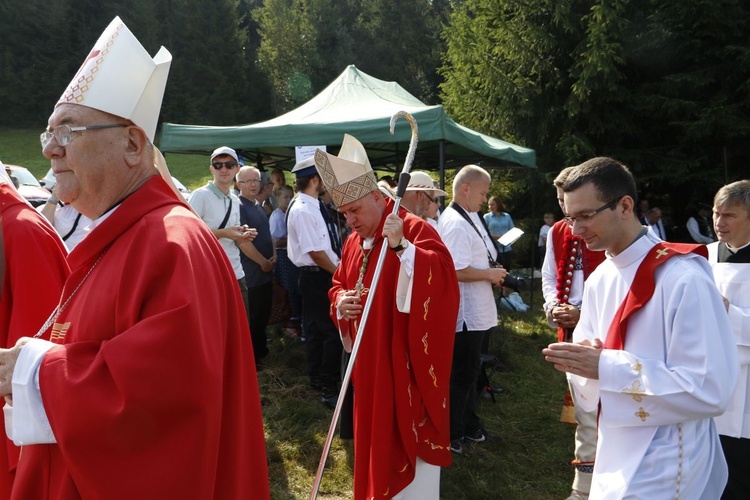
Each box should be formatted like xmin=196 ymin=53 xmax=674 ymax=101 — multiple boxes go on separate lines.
xmin=389 ymin=111 xmax=419 ymax=197
xmin=309 ymin=111 xmax=420 ymax=499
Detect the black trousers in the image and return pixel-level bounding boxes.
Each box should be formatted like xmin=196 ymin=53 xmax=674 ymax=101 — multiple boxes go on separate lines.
xmin=299 ymin=269 xmax=342 ymax=394
xmin=237 ymin=278 xmax=251 ymax=333
xmin=450 ymin=325 xmax=491 ymax=440
xmin=246 ymin=280 xmax=272 ymax=362
xmin=721 ymin=435 xmax=750 ymax=499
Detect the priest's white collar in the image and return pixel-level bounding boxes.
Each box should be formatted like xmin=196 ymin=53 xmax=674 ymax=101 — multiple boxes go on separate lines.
xmin=609 ymin=229 xmax=659 ymax=269
xmin=725 ymin=240 xmax=750 ymax=253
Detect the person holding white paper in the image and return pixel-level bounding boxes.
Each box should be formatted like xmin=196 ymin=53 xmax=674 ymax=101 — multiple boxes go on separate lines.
xmin=484 ymin=195 xmax=515 ymax=269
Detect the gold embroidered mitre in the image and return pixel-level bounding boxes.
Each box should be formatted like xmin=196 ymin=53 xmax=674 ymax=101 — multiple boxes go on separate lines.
xmin=314 ymin=134 xmax=378 ymax=208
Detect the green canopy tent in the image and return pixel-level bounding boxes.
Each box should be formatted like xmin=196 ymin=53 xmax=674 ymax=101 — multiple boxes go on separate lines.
xmin=159 ymin=65 xmax=536 ymax=185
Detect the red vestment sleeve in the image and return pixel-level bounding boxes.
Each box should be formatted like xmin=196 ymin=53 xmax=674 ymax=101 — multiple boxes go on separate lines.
xmin=0 ymin=185 xmax=69 ymax=496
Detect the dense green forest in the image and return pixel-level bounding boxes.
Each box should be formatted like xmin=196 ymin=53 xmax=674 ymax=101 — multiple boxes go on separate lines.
xmin=1 ymin=0 xmax=749 ymax=223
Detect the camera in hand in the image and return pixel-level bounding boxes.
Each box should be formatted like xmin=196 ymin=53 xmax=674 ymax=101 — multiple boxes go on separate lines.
xmin=488 ymin=259 xmax=526 ymax=291
xmin=502 ymin=274 xmax=525 ymax=292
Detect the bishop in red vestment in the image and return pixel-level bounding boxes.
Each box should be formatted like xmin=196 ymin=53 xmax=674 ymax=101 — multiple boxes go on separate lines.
xmin=316 ymin=136 xmax=459 ymax=499
xmin=0 ymin=179 xmax=69 ymax=497
xmin=0 ymin=17 xmax=269 ymax=499
xmin=10 ymin=177 xmax=270 ymax=499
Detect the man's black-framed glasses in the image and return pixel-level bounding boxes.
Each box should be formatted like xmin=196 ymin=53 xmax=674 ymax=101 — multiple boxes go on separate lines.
xmin=423 ymin=191 xmax=437 ymax=203
xmin=564 ymin=196 xmax=623 ymax=227
xmin=40 ymin=123 xmax=128 ymax=148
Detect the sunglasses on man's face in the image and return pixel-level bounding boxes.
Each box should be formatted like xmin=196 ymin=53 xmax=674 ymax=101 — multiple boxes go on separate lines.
xmin=211 ymin=161 xmax=238 ymax=170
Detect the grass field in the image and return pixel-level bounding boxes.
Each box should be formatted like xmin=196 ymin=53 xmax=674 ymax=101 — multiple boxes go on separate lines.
xmin=2 ymin=128 xmax=574 ymax=499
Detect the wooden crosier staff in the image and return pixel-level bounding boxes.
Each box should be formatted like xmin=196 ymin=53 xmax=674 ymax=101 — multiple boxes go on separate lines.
xmin=309 ymin=110 xmax=419 ymax=499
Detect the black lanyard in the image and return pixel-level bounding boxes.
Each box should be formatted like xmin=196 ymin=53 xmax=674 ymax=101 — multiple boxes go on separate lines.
xmin=448 ymin=202 xmax=499 ymax=264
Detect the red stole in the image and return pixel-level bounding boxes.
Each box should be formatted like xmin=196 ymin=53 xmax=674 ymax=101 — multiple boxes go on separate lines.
xmin=604 ymin=242 xmax=708 ymax=350
xmin=550 ymin=221 xmax=606 ymax=341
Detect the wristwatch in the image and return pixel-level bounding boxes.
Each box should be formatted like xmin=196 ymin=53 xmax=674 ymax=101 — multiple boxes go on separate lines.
xmin=389 ymin=237 xmax=408 ymax=252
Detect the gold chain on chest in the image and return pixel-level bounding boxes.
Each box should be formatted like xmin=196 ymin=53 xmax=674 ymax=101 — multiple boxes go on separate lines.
xmin=355 ymin=244 xmax=375 ymax=297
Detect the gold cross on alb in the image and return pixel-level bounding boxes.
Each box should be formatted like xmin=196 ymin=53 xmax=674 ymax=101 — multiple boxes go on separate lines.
xmin=635 ymin=407 xmax=650 ymax=422
xmin=655 ymin=248 xmax=669 ymax=259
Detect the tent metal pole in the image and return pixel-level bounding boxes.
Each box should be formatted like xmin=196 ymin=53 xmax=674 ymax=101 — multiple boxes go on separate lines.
xmin=439 ymin=140 xmax=446 ymax=209
xmin=529 ymin=169 xmax=536 ymax=308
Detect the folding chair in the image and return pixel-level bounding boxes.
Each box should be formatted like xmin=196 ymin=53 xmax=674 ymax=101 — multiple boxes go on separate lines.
xmin=477 ymin=353 xmax=500 ymax=403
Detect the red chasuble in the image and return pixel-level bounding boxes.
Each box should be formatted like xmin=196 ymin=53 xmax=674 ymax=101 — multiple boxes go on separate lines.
xmin=330 ymin=200 xmax=459 ymax=499
xmin=0 ymin=185 xmax=69 ymax=497
xmin=11 ymin=176 xmax=269 ymax=499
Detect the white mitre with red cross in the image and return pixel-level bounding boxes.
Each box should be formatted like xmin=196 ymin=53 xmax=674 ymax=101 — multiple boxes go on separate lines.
xmin=57 ymin=16 xmax=171 ymax=142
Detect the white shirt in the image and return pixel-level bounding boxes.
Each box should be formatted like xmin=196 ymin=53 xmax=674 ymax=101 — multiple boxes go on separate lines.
xmin=269 ymin=207 xmax=287 ymax=241
xmin=643 ymin=218 xmax=666 ymax=240
xmin=36 ymin=203 xmax=93 ymax=251
xmin=538 ymin=224 xmax=551 ymax=247
xmin=188 ymin=183 xmax=244 ymax=279
xmin=708 ymin=241 xmax=750 ymax=439
xmin=286 ymin=192 xmax=340 ymax=268
xmin=686 ymin=216 xmax=715 ymax=243
xmin=570 ymin=232 xmax=738 ymax=498
xmin=438 ymin=205 xmax=497 ymax=332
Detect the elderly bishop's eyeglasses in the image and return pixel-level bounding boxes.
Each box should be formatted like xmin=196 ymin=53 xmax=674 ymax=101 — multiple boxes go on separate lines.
xmin=40 ymin=123 xmax=128 ymax=148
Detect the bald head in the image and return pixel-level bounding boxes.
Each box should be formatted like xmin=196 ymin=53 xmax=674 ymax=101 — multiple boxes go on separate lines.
xmin=453 ymin=165 xmax=491 ymax=213
xmin=453 ymin=165 xmax=490 ymax=197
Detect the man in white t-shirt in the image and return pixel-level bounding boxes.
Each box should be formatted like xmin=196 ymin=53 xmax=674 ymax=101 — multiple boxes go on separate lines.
xmin=189 ymin=146 xmax=257 ymax=326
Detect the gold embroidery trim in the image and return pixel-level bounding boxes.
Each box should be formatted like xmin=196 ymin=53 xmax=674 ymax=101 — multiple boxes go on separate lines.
xmin=429 ymin=365 xmax=437 ymax=387
xmin=50 ymin=322 xmax=71 ymax=343
xmin=622 ymin=380 xmax=645 ymax=402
